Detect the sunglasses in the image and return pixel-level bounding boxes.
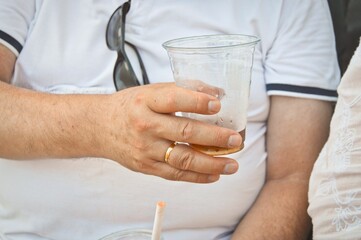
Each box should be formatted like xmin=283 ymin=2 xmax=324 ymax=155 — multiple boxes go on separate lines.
xmin=106 ymin=0 xmax=149 ymax=91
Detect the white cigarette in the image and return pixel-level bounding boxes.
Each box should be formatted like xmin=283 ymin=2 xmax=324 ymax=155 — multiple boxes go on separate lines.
xmin=151 ymin=201 xmax=166 ymax=240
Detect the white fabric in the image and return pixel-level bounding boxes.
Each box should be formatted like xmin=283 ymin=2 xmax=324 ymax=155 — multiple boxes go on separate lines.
xmin=0 ymin=0 xmax=339 ymax=239
xmin=308 ymin=39 xmax=361 ymax=240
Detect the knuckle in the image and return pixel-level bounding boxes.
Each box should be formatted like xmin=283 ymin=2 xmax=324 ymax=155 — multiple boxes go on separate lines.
xmin=132 ymin=118 xmax=153 ymax=132
xmin=173 ymin=169 xmax=186 ymax=182
xmin=195 ymin=174 xmax=209 ymax=183
xmin=132 ymin=141 xmax=147 ymax=154
xmin=131 ymin=141 xmax=156 ymax=162
xmin=179 ymin=121 xmax=194 ymax=140
xmin=132 ymin=159 xmax=148 ymax=173
xmin=132 ymin=141 xmax=145 ymax=151
xmin=213 ymin=128 xmax=227 ymax=146
xmin=176 ymin=150 xmax=195 ymax=170
xmin=128 ymin=95 xmax=155 ymax=133
xmin=194 ymin=95 xmax=203 ymax=112
xmin=128 ymin=141 xmax=152 ymax=162
xmin=134 ymin=92 xmax=147 ymax=106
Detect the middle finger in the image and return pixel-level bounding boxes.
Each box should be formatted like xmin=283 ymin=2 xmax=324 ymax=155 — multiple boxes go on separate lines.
xmin=149 ymin=113 xmax=243 ymax=150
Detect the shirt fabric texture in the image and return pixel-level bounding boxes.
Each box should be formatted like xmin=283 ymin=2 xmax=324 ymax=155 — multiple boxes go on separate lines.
xmin=0 ymin=0 xmax=339 ymax=239
xmin=308 ymin=39 xmax=361 ymax=240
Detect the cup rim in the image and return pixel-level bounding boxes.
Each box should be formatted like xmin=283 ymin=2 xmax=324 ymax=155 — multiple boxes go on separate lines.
xmin=99 ymin=228 xmax=155 ymax=240
xmin=162 ymin=34 xmax=260 ymax=52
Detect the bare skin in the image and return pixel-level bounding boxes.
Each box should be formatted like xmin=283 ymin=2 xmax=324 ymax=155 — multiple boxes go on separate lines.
xmin=0 ymin=44 xmax=242 ymax=183
xmin=232 ymin=96 xmax=333 ymax=239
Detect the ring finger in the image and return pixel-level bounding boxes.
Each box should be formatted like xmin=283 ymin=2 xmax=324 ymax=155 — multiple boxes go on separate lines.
xmin=159 ymin=142 xmax=239 ymax=175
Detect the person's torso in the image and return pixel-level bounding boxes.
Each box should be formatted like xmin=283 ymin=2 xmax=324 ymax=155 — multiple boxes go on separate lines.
xmin=1 ymin=0 xmax=277 ymax=239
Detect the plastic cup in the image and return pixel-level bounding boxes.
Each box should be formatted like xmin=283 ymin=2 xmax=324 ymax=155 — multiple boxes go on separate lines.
xmin=163 ymin=34 xmax=259 ymax=155
xmin=99 ymin=229 xmax=164 ymax=240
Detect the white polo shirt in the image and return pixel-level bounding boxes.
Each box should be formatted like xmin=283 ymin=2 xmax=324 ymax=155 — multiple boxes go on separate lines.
xmin=0 ymin=0 xmax=339 ymax=239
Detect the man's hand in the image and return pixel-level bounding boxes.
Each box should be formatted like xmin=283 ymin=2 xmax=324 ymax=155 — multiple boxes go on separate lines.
xmin=94 ymin=83 xmax=242 ymax=183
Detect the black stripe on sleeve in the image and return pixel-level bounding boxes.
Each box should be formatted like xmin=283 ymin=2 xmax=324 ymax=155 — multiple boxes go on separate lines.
xmin=266 ymin=83 xmax=338 ymax=98
xmin=0 ymin=30 xmax=23 ymax=53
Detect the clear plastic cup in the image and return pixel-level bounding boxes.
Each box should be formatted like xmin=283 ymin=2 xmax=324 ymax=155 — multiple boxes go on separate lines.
xmin=163 ymin=34 xmax=259 ymax=155
xmin=99 ymin=229 xmax=164 ymax=240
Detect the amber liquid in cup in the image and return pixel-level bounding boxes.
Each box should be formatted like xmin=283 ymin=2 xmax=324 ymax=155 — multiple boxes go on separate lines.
xmin=190 ymin=129 xmax=245 ymax=156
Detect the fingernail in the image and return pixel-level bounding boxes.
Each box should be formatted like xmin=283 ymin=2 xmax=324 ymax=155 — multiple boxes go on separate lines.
xmin=228 ymin=134 xmax=242 ymax=147
xmin=223 ymin=162 xmax=238 ymax=174
xmin=208 ymin=100 xmax=220 ymax=113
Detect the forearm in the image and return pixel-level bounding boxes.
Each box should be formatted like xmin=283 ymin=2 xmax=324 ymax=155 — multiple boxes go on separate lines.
xmin=0 ymin=44 xmax=103 ymax=160
xmin=232 ymin=176 xmax=311 ymax=239
xmin=0 ymin=81 xmax=109 ymax=159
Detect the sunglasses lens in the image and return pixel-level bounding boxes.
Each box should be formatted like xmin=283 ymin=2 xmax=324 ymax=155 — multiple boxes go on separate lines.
xmin=107 ymin=1 xmax=144 ymax=91
xmin=114 ymin=60 xmax=140 ymax=90
xmin=106 ymin=7 xmax=123 ymax=50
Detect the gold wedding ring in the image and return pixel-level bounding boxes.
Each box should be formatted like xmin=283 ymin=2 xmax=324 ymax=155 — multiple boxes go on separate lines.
xmin=164 ymin=142 xmax=177 ymax=164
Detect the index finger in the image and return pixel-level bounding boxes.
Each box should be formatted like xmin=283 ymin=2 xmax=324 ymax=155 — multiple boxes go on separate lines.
xmin=183 ymin=79 xmax=225 ymax=99
xmin=146 ymin=83 xmax=221 ymax=114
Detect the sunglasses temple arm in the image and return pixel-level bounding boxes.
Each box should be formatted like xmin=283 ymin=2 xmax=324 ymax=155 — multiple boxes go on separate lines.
xmin=126 ymin=41 xmax=150 ymax=85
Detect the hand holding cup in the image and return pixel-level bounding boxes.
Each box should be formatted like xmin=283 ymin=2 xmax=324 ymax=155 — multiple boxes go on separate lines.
xmin=99 ymin=83 xmax=242 ymax=183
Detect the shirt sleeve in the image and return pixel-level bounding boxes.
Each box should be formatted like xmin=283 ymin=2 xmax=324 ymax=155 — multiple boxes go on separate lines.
xmin=0 ymin=0 xmax=36 ymax=56
xmin=264 ymin=0 xmax=340 ymax=101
